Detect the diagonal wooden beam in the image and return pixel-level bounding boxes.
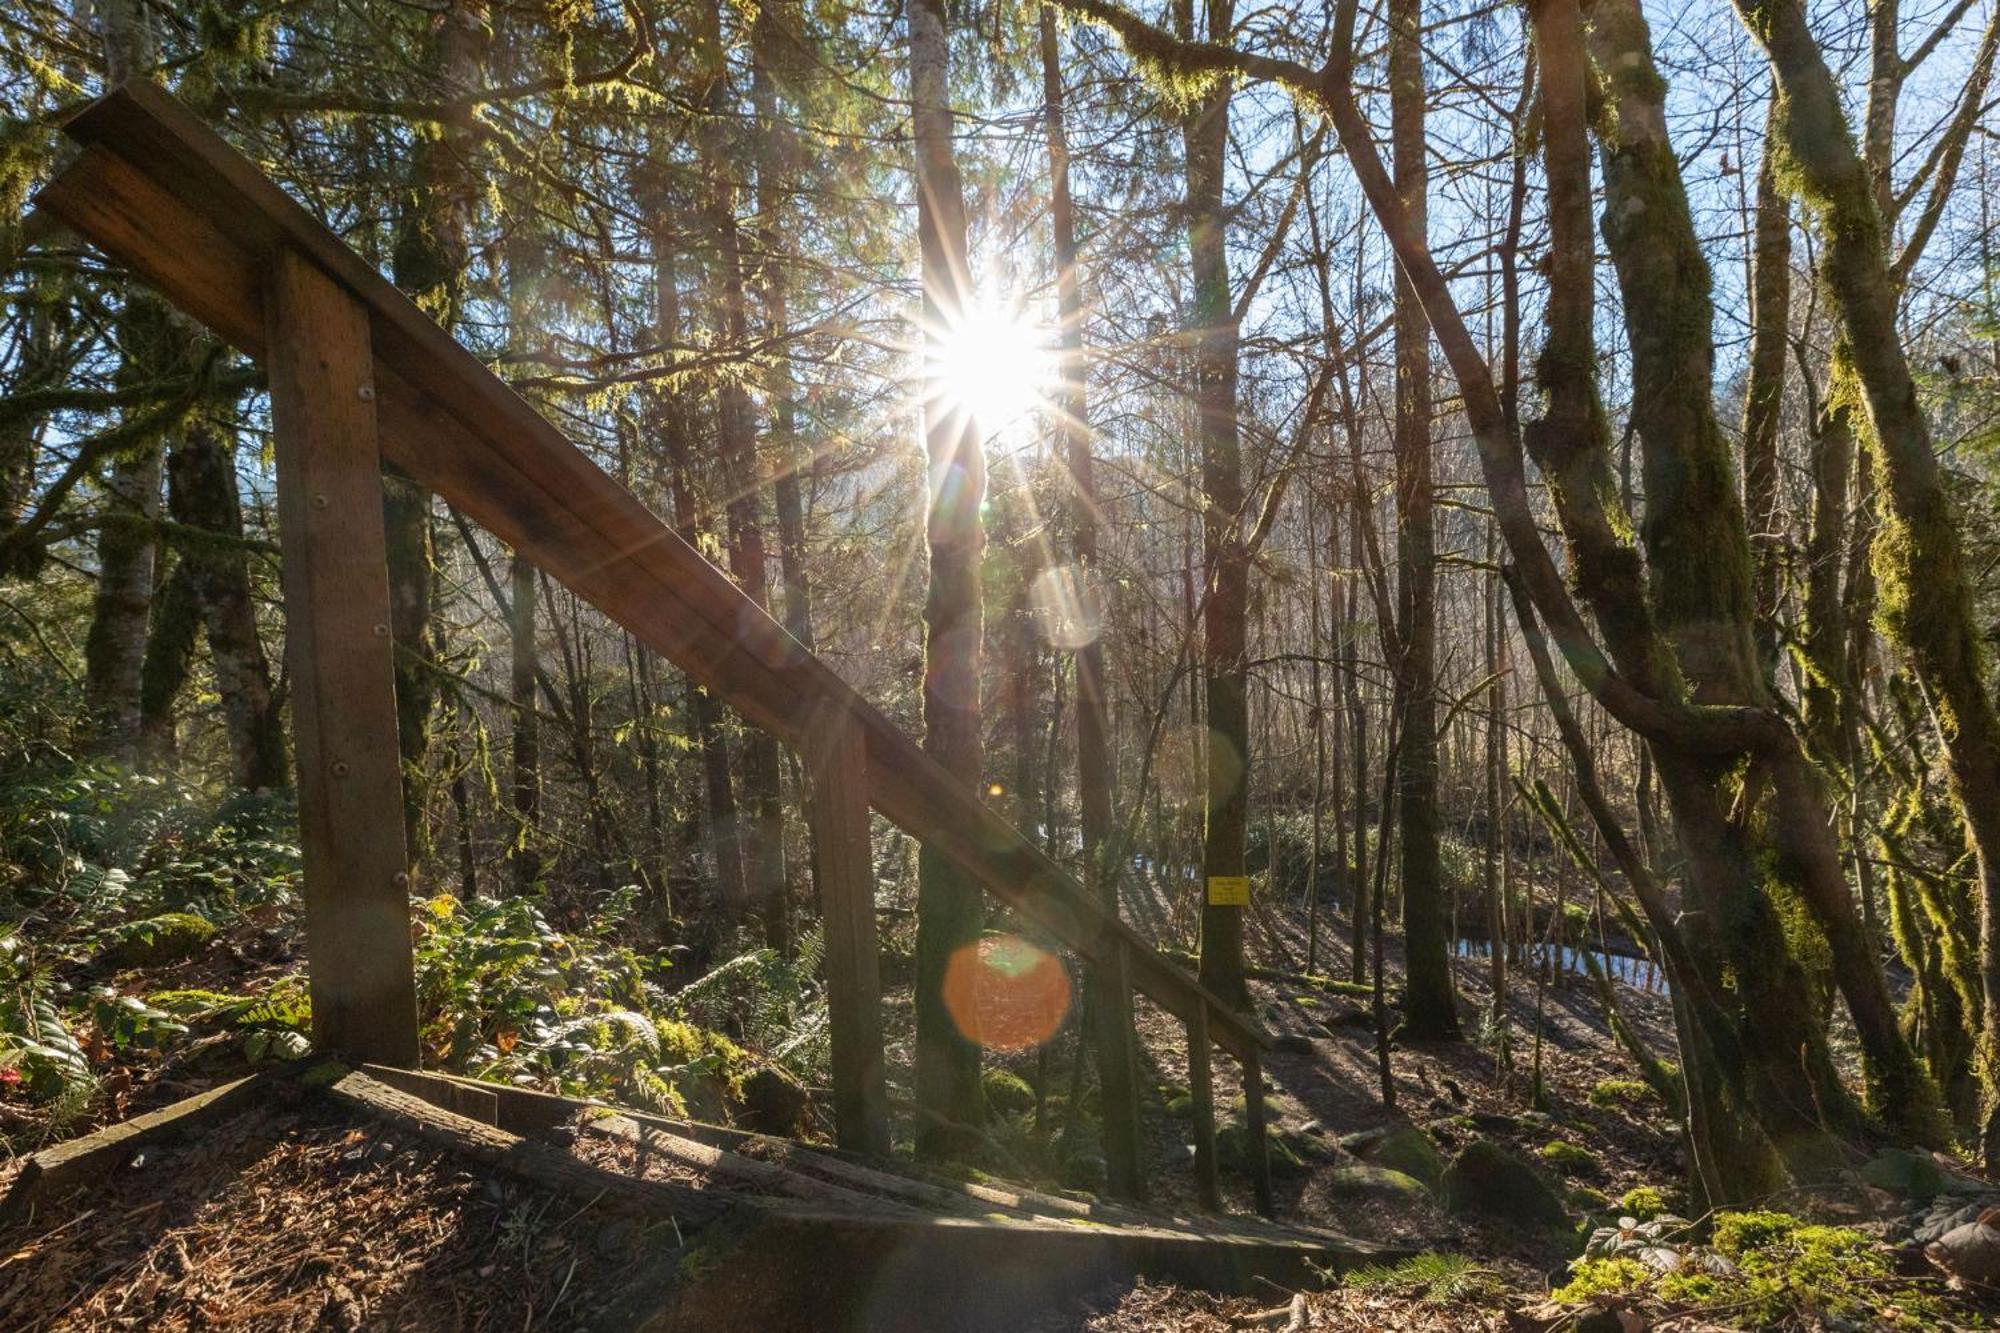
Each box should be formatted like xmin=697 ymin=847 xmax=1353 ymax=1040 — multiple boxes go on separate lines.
xmin=32 ymin=80 xmax=1268 ymax=1065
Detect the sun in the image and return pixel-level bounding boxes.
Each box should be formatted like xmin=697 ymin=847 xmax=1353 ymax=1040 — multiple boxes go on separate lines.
xmin=927 ymin=298 xmax=1053 ymax=434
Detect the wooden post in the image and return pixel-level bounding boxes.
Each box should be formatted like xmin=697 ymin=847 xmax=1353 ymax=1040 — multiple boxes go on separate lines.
xmin=1188 ymin=1002 xmax=1221 ymax=1212
xmin=805 ymin=706 xmax=891 ymax=1154
xmin=266 ymin=248 xmax=419 ymax=1068
xmin=1243 ymin=1048 xmax=1274 ymax=1217
xmin=1092 ymin=937 xmax=1146 ymax=1202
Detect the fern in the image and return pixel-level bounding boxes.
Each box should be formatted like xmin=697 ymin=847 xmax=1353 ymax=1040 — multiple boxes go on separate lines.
xmin=1344 ymin=1252 xmax=1500 ymax=1304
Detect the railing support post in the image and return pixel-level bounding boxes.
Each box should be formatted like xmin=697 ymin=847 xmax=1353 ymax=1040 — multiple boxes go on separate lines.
xmin=1243 ymin=1048 xmax=1274 ymax=1218
xmin=265 ymin=248 xmax=418 ymax=1068
xmin=1090 ymin=929 xmax=1146 ymax=1203
xmin=804 ymin=707 xmax=892 ymax=1155
xmin=1188 ymin=1002 xmax=1222 ymax=1212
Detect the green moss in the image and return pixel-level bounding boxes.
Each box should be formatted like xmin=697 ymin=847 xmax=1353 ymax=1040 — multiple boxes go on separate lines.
xmin=1617 ymin=1185 xmax=1668 ymax=1220
xmin=1539 ymin=1139 xmax=1599 ymax=1176
xmin=1552 ymin=1256 xmax=1650 ymax=1303
xmin=1566 ymin=1184 xmax=1611 ymax=1211
xmin=1563 ymin=1210 xmax=1950 ymax=1327
xmin=104 ymin=912 xmax=216 ymax=967
xmin=1589 ymin=1077 xmax=1654 ymax=1108
xmin=981 ymin=1067 xmax=1036 ymax=1118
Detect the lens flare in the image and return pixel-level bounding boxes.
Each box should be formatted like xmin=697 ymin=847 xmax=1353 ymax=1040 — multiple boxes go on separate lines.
xmin=942 ymin=934 xmax=1071 ymax=1053
xmin=1029 ymin=563 xmax=1104 ymax=649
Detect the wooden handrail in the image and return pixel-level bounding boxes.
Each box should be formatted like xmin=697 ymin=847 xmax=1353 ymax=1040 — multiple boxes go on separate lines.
xmin=32 ymin=80 xmax=1269 ymax=1066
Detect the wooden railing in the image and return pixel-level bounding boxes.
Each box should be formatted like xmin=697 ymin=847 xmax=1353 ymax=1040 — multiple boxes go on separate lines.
xmin=31 ymin=81 xmax=1274 ymax=1215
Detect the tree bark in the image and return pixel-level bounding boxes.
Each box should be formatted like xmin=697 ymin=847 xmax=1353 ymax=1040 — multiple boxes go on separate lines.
xmin=385 ymin=0 xmax=489 ymax=858
xmin=910 ymin=0 xmax=990 ymax=1153
xmin=1389 ymin=0 xmax=1457 ymax=1040
xmin=1043 ymin=3 xmax=1143 ymax=1199
xmin=650 ymin=226 xmax=750 ymax=919
xmin=1738 ymin=0 xmax=1995 ymax=1154
xmin=698 ymin=0 xmax=789 ymax=954
xmin=1178 ymin=0 xmax=1251 ymax=1011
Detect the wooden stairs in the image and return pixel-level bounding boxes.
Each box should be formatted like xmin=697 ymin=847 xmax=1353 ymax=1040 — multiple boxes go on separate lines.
xmin=1 ymin=1068 xmax=1399 ymax=1331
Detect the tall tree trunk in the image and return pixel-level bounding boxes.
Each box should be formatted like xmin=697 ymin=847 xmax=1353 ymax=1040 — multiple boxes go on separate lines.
xmin=652 ymin=226 xmax=749 ymax=919
xmin=509 ymin=549 xmax=540 ymax=893
xmin=82 ymin=0 xmax=165 ymax=756
xmin=911 ymin=0 xmax=990 ymax=1153
xmin=698 ymin=0 xmax=789 ymax=953
xmin=1483 ymin=523 xmax=1509 ymax=1052
xmin=1731 ymin=0 xmax=1972 ymax=1150
xmin=1390 ymin=0 xmax=1457 ymax=1040
xmin=751 ymin=9 xmax=818 ymax=657
xmin=1345 ymin=462 xmax=1370 ymax=986
xmin=387 ymin=0 xmax=488 ymax=858
xmin=172 ymin=422 xmax=284 ymax=788
xmin=1741 ymin=112 xmax=1790 ymax=684
xmin=1043 ymin=2 xmax=1143 ymax=1201
xmin=1180 ymin=0 xmax=1251 ymax=1011
xmin=0 ymin=288 xmax=58 ymax=576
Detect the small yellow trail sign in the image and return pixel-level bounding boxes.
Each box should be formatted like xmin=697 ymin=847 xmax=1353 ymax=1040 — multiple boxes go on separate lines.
xmin=1206 ymin=875 xmax=1251 ymax=907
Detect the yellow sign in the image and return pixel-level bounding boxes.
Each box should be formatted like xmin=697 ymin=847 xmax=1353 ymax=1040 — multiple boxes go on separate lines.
xmin=1207 ymin=875 xmax=1251 ymax=907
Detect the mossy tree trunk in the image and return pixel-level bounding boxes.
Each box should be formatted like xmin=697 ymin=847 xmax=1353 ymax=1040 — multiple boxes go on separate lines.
xmin=1738 ymin=0 xmax=2000 ymax=1159
xmin=81 ymin=0 xmax=165 ymax=758
xmin=386 ymin=0 xmax=489 ymax=859
xmin=698 ymin=0 xmax=789 ymax=955
xmin=910 ymin=0 xmax=990 ymax=1155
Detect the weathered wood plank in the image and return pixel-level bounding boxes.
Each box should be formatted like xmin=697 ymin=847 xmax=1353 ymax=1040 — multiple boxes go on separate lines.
xmin=0 ymin=1075 xmax=265 ymax=1225
xmin=803 ymin=707 xmax=891 ymax=1156
xmin=265 ymin=249 xmax=418 ymax=1069
xmin=587 ymin=1116 xmax=919 ymax=1216
xmin=325 ymin=1072 xmax=742 ymax=1228
xmin=365 ymin=1064 xmax=500 ymax=1124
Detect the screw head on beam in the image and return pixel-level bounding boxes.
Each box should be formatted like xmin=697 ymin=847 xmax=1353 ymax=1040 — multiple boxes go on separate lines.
xmin=331 ymin=761 xmax=351 ymax=777
xmin=358 ymin=384 xmax=376 ymax=402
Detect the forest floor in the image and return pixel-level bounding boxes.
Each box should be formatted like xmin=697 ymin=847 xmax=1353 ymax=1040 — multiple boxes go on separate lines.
xmin=3 ymin=874 xmax=1995 ymax=1329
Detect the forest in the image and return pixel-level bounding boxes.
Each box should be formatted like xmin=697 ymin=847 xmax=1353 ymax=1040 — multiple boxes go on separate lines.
xmin=4 ymin=0 xmax=2000 ymax=1326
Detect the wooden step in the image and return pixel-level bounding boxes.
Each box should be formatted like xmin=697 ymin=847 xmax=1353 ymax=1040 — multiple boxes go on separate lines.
xmin=359 ymin=1063 xmax=1403 ymax=1323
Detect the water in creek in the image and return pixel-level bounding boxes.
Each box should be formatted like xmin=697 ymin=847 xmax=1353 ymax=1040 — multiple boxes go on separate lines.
xmin=1453 ymin=937 xmax=1668 ymax=994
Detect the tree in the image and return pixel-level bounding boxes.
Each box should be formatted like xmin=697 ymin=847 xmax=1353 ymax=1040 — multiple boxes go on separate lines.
xmin=911 ymin=0 xmax=990 ymax=1154
xmin=1389 ymin=0 xmax=1458 ymax=1041
xmin=1180 ymin=0 xmax=1251 ymax=1012
xmin=1043 ymin=2 xmax=1143 ymax=1200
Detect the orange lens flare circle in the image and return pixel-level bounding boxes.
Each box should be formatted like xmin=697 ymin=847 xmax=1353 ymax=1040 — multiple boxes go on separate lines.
xmin=941 ymin=934 xmax=1071 ymax=1053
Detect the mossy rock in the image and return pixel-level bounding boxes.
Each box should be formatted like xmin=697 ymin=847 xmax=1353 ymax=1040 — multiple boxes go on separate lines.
xmin=1617 ymin=1185 xmax=1669 ymax=1220
xmin=1165 ymin=1093 xmax=1194 ymax=1119
xmin=1566 ymin=1184 xmax=1611 ymax=1212
xmin=104 ymin=913 xmax=216 ymax=967
xmin=738 ymin=1066 xmax=811 ymax=1137
xmin=1217 ymin=1122 xmax=1314 ymax=1179
xmin=1441 ymin=1140 xmax=1569 ymax=1227
xmin=982 ymin=1068 xmax=1037 ymax=1119
xmin=1326 ymin=1163 xmax=1428 ymax=1200
xmin=1539 ymin=1139 xmax=1600 ymax=1177
xmin=1588 ymin=1078 xmax=1654 ymax=1109
xmin=1858 ymin=1147 xmax=1946 ymax=1200
xmin=1340 ymin=1123 xmax=1443 ymax=1189
xmin=1059 ymin=1148 xmax=1106 ymax=1191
